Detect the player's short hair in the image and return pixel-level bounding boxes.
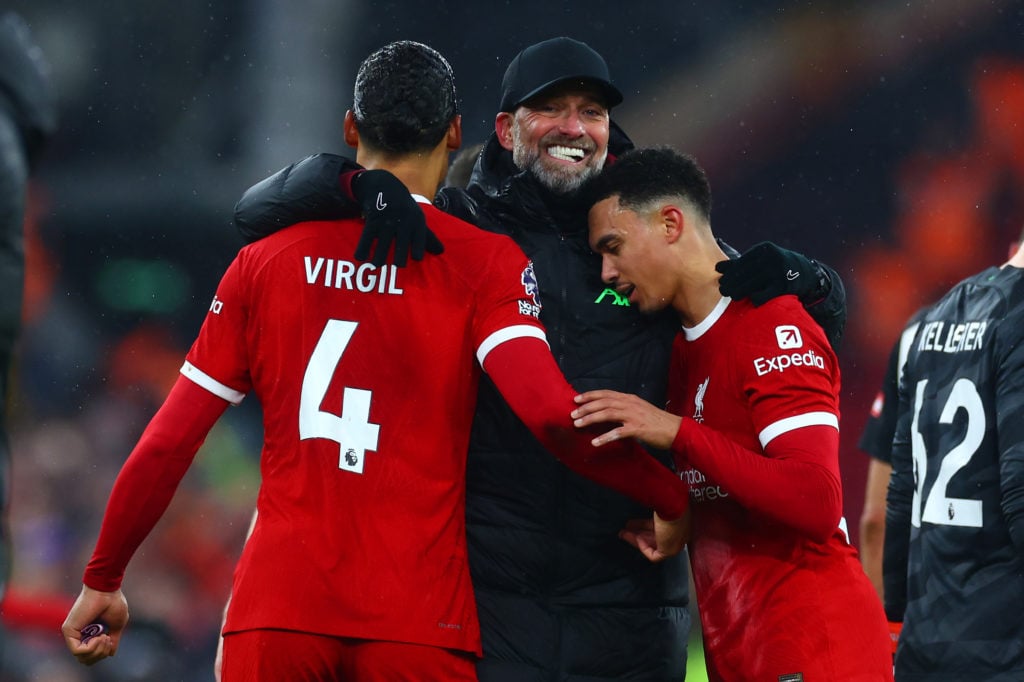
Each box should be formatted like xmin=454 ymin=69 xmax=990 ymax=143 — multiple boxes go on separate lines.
xmin=352 ymin=40 xmax=459 ymax=155
xmin=586 ymin=147 xmax=712 ymax=221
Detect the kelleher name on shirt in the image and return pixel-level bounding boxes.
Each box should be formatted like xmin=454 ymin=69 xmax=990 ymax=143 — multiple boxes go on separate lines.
xmin=304 ymin=256 xmax=403 ymax=295
xmin=917 ymin=319 xmax=987 ymax=354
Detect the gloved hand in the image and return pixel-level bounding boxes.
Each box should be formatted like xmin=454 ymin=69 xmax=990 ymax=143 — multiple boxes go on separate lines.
xmin=715 ymin=241 xmax=824 ymax=306
xmin=350 ymin=169 xmax=444 ymax=267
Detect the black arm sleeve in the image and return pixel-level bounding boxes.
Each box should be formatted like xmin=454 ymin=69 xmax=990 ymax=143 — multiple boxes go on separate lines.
xmin=233 ymin=153 xmax=363 ymax=243
xmin=883 ymin=382 xmax=914 ymax=622
xmin=804 ymin=261 xmax=846 ymax=349
xmin=996 ymin=307 xmax=1024 ymax=555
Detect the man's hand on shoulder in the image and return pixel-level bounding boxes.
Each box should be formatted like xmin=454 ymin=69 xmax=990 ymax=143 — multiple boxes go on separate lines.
xmin=716 ymin=241 xmax=828 ymax=306
xmin=351 ymin=170 xmax=444 ymax=267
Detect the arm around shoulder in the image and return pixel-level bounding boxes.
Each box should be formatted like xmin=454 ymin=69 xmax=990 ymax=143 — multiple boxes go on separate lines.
xmin=233 ymin=153 xmax=363 ymax=243
xmin=483 ymin=336 xmax=689 ymax=520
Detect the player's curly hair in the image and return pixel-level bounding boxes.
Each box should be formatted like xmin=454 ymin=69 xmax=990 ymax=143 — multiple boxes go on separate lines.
xmin=585 ymin=147 xmax=712 ymax=220
xmin=352 ymin=40 xmax=459 ymax=155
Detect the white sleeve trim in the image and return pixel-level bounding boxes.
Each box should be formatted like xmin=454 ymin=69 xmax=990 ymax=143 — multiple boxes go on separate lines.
xmin=476 ymin=325 xmax=549 ymax=368
xmin=180 ymin=361 xmax=246 ymax=405
xmin=758 ymin=411 xmax=838 ymax=448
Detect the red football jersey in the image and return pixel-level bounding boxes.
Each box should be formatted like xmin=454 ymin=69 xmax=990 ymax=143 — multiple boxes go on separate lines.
xmin=670 ymin=296 xmax=891 ymax=681
xmin=183 ymin=200 xmax=546 ymax=654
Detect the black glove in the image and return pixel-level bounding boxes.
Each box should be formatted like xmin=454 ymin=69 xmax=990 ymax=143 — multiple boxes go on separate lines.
xmin=351 ymin=169 xmax=444 ymax=267
xmin=715 ymin=241 xmax=826 ymax=306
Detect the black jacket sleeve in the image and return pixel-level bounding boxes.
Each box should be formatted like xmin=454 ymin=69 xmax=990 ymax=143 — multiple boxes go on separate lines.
xmin=233 ymin=153 xmax=363 ymax=243
xmin=882 ymin=386 xmax=913 ymax=623
xmin=996 ymin=307 xmax=1024 ymax=556
xmin=805 ymin=261 xmax=847 ymax=349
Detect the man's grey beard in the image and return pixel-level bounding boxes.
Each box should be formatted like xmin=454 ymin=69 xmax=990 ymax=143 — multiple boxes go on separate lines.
xmin=511 ymin=125 xmax=608 ymax=195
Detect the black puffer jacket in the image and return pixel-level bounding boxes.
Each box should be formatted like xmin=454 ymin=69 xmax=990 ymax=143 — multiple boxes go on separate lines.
xmin=439 ymin=127 xmax=692 ymax=681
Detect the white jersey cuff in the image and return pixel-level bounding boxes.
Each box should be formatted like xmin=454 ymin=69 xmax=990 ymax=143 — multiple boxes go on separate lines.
xmin=759 ymin=411 xmax=838 ymax=448
xmin=180 ymin=361 xmax=246 ymax=405
xmin=477 ymin=325 xmax=549 ymax=367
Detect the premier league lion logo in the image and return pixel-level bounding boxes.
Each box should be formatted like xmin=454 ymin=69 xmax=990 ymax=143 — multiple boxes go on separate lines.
xmin=517 ymin=262 xmax=542 ymax=319
xmin=522 ymin=262 xmax=540 ymax=307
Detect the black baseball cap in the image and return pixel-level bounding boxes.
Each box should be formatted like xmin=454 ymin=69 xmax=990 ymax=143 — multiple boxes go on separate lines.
xmin=499 ymin=37 xmax=623 ymax=112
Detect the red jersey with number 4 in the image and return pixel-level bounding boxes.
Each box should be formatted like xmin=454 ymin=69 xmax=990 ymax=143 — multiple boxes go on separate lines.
xmin=183 ymin=201 xmax=546 ymax=654
xmin=671 ymin=296 xmax=892 ymax=681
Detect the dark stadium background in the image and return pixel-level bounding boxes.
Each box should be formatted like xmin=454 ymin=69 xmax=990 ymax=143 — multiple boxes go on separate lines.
xmin=2 ymin=1 xmax=1023 ymax=679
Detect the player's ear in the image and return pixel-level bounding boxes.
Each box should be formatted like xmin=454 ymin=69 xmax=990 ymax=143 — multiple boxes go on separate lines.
xmin=662 ymin=205 xmax=685 ymax=244
xmin=447 ymin=115 xmax=462 ymax=152
xmin=343 ymin=110 xmax=359 ymax=147
xmin=495 ymin=112 xmax=514 ymax=151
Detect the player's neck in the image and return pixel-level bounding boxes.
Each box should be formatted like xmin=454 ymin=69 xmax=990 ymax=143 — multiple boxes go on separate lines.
xmin=675 ymin=273 xmax=724 ymax=328
xmin=357 ymin=147 xmax=449 ymax=200
xmin=675 ymin=241 xmax=728 ymax=327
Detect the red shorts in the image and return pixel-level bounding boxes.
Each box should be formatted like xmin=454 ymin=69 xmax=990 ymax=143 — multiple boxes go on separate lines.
xmin=221 ymin=629 xmax=478 ymax=681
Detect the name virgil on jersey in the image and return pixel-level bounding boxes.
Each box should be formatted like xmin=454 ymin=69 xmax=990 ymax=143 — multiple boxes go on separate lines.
xmin=304 ymin=256 xmax=404 ymax=295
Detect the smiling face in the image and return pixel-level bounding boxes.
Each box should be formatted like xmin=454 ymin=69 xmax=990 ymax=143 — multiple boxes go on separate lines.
xmin=496 ymin=85 xmax=610 ymax=194
xmin=588 ymin=196 xmax=677 ymax=314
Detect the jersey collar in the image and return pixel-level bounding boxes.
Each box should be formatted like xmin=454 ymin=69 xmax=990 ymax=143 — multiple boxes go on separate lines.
xmin=683 ymin=296 xmax=732 ymax=341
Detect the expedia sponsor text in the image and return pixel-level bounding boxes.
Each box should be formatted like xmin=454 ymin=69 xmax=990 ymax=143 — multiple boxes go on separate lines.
xmin=753 ymin=349 xmax=825 ymax=376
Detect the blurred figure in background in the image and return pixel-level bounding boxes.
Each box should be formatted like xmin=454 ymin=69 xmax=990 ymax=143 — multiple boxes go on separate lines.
xmin=0 ymin=6 xmax=57 ymax=617
xmin=444 ymin=141 xmax=484 ymax=190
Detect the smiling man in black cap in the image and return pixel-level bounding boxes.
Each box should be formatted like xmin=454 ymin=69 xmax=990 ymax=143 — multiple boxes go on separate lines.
xmin=494 ymin=36 xmax=620 ymax=194
xmin=229 ymin=35 xmax=847 ymax=682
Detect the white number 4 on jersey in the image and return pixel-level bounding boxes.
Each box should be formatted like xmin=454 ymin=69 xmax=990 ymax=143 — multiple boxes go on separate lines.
xmin=299 ymin=319 xmax=381 ymax=474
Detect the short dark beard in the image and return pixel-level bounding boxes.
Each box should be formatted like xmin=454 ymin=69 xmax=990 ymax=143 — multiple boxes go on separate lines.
xmin=511 ymin=124 xmax=607 ymax=195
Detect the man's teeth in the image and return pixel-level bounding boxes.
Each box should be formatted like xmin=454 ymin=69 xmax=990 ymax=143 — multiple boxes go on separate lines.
xmin=548 ymin=145 xmax=585 ymax=161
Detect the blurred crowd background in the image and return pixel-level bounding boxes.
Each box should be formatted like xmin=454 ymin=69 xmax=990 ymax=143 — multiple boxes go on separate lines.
xmin=2 ymin=1 xmax=1023 ymax=680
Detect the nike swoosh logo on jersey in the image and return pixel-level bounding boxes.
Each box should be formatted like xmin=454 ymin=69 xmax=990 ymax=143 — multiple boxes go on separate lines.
xmin=376 ymin=192 xmax=387 ymax=211
xmin=785 ymin=270 xmax=800 ymax=281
